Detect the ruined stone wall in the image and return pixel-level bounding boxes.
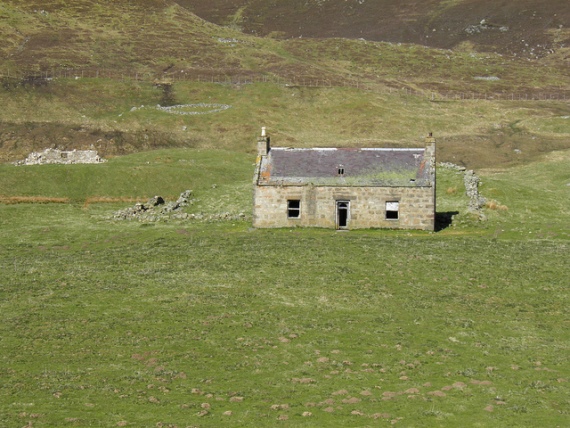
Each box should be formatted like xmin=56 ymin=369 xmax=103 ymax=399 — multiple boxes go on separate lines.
xmin=16 ymin=148 xmax=105 ymax=165
xmin=438 ymin=162 xmax=486 ymax=218
xmin=463 ymin=169 xmax=486 ymax=213
xmin=253 ymin=184 xmax=435 ymax=230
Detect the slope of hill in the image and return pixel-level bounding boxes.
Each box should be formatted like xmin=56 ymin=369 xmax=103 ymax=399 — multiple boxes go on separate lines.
xmin=2 ymin=0 xmax=569 ymax=86
xmin=0 ymin=0 xmax=568 ymax=166
xmin=0 ymin=0 xmax=267 ymax=75
xmin=180 ymin=0 xmax=570 ymax=59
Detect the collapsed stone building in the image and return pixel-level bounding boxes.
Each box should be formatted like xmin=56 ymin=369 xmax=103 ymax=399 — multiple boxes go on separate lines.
xmin=253 ymin=128 xmax=436 ymax=230
xmin=16 ymin=148 xmax=105 ymax=165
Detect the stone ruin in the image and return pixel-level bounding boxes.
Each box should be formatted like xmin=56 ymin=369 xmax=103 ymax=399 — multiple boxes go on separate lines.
xmin=463 ymin=169 xmax=487 ymax=214
xmin=15 ymin=148 xmax=105 ymax=165
xmin=113 ymin=190 xmax=193 ymax=222
xmin=112 ymin=189 xmax=247 ymax=223
xmin=439 ymin=162 xmax=487 ymax=218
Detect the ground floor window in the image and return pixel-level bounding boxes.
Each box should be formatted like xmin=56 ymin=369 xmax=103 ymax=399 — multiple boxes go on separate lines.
xmin=287 ymin=199 xmax=301 ymax=218
xmin=386 ymin=201 xmax=399 ymax=220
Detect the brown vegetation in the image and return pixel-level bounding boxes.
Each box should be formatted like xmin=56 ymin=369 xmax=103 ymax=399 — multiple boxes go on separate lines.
xmin=183 ymin=0 xmax=570 ymax=59
xmin=0 ymin=195 xmax=69 ymax=204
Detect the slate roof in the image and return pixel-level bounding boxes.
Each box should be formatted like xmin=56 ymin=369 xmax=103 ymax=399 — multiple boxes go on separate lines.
xmin=257 ymin=147 xmax=431 ymax=186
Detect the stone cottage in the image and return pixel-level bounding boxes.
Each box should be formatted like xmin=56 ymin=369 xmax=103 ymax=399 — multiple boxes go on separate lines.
xmin=253 ymin=128 xmax=436 ymax=230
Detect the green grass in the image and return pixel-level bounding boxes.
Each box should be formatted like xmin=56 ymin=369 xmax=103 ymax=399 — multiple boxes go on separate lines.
xmin=0 ymin=149 xmax=254 ymax=217
xmin=0 ymin=215 xmax=567 ymax=427
xmin=0 ymin=148 xmax=568 ymax=427
xmin=477 ymin=150 xmax=570 ymax=239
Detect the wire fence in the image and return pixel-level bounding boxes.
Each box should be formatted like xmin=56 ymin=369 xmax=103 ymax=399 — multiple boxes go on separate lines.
xmin=1 ymin=68 xmax=568 ymax=102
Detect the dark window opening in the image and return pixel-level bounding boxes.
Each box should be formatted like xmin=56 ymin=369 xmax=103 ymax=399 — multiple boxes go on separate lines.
xmin=386 ymin=201 xmax=399 ymax=220
xmin=386 ymin=210 xmax=399 ymax=219
xmin=337 ymin=164 xmax=345 ymax=176
xmin=287 ymin=200 xmax=300 ymax=218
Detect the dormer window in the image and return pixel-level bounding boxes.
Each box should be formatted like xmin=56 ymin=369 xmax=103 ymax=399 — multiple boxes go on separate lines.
xmin=337 ymin=165 xmax=345 ymax=176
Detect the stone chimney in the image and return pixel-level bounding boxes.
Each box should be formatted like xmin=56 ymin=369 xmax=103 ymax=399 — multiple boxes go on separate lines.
xmin=257 ymin=126 xmax=270 ymax=157
xmin=425 ymin=132 xmax=436 ymax=145
xmin=424 ymin=133 xmax=436 ymax=219
xmin=424 ymin=132 xmax=436 ymax=162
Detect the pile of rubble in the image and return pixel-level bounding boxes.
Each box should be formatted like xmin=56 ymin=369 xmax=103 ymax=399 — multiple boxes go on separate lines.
xmin=15 ymin=148 xmax=105 ymax=165
xmin=438 ymin=162 xmax=466 ymax=171
xmin=113 ymin=190 xmax=193 ymax=222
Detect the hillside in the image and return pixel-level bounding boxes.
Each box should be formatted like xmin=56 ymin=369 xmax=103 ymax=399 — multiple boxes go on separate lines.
xmin=1 ymin=0 xmax=254 ymax=75
xmin=2 ymin=0 xmax=569 ymax=85
xmin=182 ymin=0 xmax=570 ymax=59
xmin=0 ymin=0 xmax=569 ymax=166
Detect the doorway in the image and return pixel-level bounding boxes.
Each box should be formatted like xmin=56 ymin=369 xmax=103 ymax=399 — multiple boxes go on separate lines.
xmin=336 ymin=201 xmax=350 ymax=229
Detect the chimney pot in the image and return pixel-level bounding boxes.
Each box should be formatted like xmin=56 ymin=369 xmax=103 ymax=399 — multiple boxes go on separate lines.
xmin=425 ymin=132 xmax=436 ymax=144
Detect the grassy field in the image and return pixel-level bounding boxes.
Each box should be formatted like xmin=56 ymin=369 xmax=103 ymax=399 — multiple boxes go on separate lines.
xmin=0 ymin=148 xmax=568 ymax=427
xmin=0 ymin=3 xmax=569 ymax=425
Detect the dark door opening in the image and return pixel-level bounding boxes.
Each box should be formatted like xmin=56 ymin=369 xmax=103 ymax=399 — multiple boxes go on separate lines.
xmin=336 ymin=201 xmax=349 ymax=229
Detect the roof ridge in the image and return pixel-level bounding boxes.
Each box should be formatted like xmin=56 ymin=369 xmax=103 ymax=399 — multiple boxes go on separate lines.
xmin=270 ymin=147 xmax=424 ymax=151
